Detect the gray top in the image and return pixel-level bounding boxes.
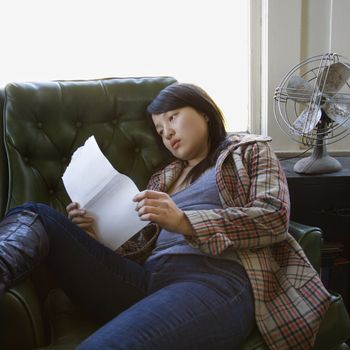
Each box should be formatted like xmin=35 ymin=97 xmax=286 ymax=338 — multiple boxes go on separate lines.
xmin=146 ymin=166 xmax=240 ymax=263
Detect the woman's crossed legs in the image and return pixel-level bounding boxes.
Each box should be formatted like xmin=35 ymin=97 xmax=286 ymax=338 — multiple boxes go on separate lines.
xmin=7 ymin=203 xmax=254 ymax=349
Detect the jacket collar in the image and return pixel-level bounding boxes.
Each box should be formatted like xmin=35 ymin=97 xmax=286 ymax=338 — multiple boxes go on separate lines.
xmin=157 ymin=133 xmax=272 ymax=190
xmin=158 ymin=159 xmax=186 ymax=192
xmin=217 ymin=133 xmax=272 ymax=164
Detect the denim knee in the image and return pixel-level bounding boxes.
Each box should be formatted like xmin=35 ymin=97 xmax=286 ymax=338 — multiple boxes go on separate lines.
xmin=6 ymin=201 xmax=49 ymax=215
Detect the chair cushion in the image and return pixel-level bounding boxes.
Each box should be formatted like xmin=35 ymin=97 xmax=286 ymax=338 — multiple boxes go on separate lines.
xmin=239 ymin=327 xmax=268 ymax=350
xmin=36 ymin=288 xmax=98 ymax=350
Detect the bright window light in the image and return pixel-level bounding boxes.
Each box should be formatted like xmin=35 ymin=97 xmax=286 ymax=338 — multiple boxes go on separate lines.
xmin=0 ymin=0 xmax=250 ymax=132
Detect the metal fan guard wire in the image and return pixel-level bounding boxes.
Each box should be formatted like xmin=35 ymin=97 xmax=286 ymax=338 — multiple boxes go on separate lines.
xmin=273 ymin=53 xmax=350 ymax=146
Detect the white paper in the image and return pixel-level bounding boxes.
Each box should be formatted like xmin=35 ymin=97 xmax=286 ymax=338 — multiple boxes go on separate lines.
xmin=62 ymin=136 xmax=148 ymax=250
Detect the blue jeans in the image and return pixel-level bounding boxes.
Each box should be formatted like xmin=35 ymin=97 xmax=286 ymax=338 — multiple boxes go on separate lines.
xmin=7 ymin=203 xmax=255 ymax=350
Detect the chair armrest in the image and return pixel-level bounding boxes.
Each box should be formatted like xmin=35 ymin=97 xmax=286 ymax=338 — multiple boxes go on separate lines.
xmin=0 ymin=278 xmax=47 ymax=349
xmin=314 ymin=291 xmax=350 ymax=350
xmin=289 ymin=220 xmax=322 ymax=273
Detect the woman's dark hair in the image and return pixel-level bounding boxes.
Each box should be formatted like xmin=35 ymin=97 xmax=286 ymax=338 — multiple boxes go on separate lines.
xmin=147 ymin=82 xmax=231 ymax=183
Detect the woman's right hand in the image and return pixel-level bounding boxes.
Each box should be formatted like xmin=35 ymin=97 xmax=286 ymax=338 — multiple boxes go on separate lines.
xmin=66 ymin=202 xmax=97 ymax=239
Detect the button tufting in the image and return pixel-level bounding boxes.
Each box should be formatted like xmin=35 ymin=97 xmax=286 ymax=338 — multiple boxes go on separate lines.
xmin=112 ymin=119 xmax=118 ymax=125
xmin=75 ymin=121 xmax=82 ymax=128
xmin=24 ymin=157 xmax=29 ymax=163
xmin=135 ymin=148 xmax=140 ymax=153
xmin=37 ymin=122 xmax=43 ymax=129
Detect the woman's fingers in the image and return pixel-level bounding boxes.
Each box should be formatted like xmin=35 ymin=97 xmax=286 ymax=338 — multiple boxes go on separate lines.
xmin=133 ymin=190 xmax=187 ymax=233
xmin=66 ymin=201 xmax=79 ymax=212
xmin=66 ymin=202 xmax=97 ymax=238
xmin=85 ymin=230 xmax=98 ymax=239
xmin=74 ymin=221 xmax=94 ymax=229
xmin=66 ymin=201 xmax=92 ymax=222
xmin=66 ymin=202 xmax=81 ymax=220
xmin=133 ymin=190 xmax=166 ymax=202
xmin=137 ymin=205 xmax=164 ymax=218
xmin=68 ymin=208 xmax=86 ymax=220
xmin=134 ymin=198 xmax=167 ymax=211
xmin=71 ymin=215 xmax=94 ymax=225
xmin=134 ymin=194 xmax=170 ymax=219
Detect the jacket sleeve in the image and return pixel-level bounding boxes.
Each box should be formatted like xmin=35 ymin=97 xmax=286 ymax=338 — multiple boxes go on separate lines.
xmin=183 ymin=141 xmax=290 ymax=256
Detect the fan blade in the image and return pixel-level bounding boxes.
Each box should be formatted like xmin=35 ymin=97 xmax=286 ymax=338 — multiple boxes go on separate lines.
xmin=292 ymin=105 xmax=322 ymax=134
xmin=318 ymin=62 xmax=350 ymax=95
xmin=324 ymin=101 xmax=350 ymax=128
xmin=287 ymin=75 xmax=313 ymax=103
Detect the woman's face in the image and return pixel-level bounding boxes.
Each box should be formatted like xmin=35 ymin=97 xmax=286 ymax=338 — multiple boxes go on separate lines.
xmin=152 ymin=107 xmax=210 ymax=166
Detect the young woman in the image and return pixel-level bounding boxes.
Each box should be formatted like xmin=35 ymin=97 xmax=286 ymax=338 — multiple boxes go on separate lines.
xmin=0 ymin=83 xmax=330 ymax=350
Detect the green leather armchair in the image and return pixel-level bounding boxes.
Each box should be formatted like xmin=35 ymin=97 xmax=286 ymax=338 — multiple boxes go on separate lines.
xmin=0 ymin=78 xmax=349 ymax=350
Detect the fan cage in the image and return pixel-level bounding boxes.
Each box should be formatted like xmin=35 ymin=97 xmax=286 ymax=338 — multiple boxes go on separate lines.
xmin=273 ymin=53 xmax=350 ymax=147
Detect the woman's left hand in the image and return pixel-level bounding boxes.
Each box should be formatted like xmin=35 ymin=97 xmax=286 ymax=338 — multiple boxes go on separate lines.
xmin=133 ymin=190 xmax=194 ymax=236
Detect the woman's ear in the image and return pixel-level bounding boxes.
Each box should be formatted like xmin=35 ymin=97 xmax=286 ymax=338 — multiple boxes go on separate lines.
xmin=201 ymin=112 xmax=209 ymax=122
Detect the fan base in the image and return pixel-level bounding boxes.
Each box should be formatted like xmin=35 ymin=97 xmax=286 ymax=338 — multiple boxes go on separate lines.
xmin=293 ymin=154 xmax=342 ymax=174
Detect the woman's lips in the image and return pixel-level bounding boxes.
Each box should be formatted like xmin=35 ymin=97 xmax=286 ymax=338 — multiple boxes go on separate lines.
xmin=171 ymin=140 xmax=180 ymax=150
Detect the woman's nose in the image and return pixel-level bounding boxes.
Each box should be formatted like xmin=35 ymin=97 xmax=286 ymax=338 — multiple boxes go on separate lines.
xmin=164 ymin=127 xmax=174 ymax=139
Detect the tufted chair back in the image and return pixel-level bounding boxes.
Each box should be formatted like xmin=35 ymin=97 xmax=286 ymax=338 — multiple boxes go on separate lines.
xmin=3 ymin=77 xmax=176 ymax=214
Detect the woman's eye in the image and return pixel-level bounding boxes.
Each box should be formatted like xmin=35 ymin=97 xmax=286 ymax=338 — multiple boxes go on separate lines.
xmin=158 ymin=130 xmax=163 ymax=136
xmin=169 ymin=113 xmax=177 ymax=122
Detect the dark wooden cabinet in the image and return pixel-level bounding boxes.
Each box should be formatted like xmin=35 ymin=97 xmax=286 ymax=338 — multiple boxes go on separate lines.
xmin=281 ymin=156 xmax=350 ymax=311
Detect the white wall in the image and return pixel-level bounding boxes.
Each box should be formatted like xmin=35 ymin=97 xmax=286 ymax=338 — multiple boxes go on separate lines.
xmin=265 ymin=0 xmax=350 ymax=153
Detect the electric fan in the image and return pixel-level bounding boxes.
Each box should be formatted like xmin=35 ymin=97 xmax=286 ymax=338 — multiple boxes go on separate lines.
xmin=273 ymin=53 xmax=350 ymax=174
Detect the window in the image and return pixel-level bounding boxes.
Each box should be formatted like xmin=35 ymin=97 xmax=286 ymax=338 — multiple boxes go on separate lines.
xmin=1 ymin=0 xmax=250 ymax=132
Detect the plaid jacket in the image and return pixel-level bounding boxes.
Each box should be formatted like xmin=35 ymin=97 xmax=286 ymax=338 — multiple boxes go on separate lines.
xmin=146 ymin=133 xmax=331 ymax=350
